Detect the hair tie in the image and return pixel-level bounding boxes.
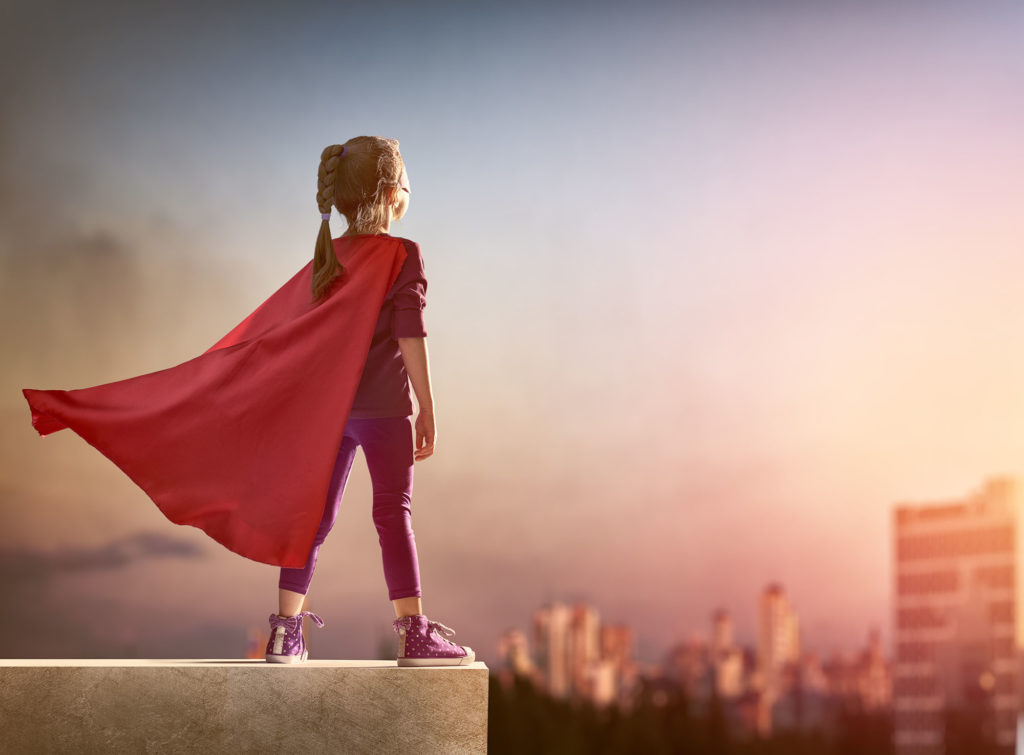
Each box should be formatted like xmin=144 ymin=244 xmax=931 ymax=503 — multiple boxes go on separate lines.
xmin=339 ymin=145 xmax=347 ymax=157
xmin=320 ymin=212 xmax=331 ymax=220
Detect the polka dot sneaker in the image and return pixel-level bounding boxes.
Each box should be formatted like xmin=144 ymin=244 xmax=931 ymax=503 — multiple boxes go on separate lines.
xmin=265 ymin=610 xmax=325 ymax=664
xmin=393 ymin=614 xmax=475 ymax=667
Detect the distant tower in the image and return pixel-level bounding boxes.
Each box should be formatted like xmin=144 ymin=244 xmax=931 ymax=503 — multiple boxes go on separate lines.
xmin=858 ymin=626 xmax=893 ymax=711
xmin=497 ymin=627 xmax=536 ymax=677
xmin=600 ymin=623 xmax=636 ymax=707
xmin=758 ymin=583 xmax=801 ymax=698
xmin=711 ymin=608 xmax=744 ymax=699
xmin=712 ymin=607 xmax=734 ymax=654
xmin=892 ymin=476 xmax=1021 ymax=754
xmin=568 ymin=603 xmax=601 ymax=701
xmin=533 ymin=602 xmax=572 ymax=698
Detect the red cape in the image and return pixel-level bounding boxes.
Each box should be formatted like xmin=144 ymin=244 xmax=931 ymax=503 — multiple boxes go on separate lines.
xmin=22 ymin=235 xmax=407 ymax=568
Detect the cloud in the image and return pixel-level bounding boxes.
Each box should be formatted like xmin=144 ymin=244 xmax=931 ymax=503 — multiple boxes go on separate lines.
xmin=0 ymin=223 xmax=149 ymax=386
xmin=0 ymin=530 xmax=206 ymax=583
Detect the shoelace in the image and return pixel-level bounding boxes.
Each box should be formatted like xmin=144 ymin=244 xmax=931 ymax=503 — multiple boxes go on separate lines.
xmin=269 ymin=611 xmax=325 ymax=655
xmin=392 ymin=616 xmax=461 ymax=650
xmin=299 ymin=611 xmax=325 ymax=628
xmin=272 ymin=610 xmax=325 ymax=629
xmin=428 ymin=620 xmax=458 ymax=647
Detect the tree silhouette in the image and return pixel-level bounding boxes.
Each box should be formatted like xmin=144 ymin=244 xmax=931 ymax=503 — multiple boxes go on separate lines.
xmin=488 ymin=671 xmax=895 ymax=754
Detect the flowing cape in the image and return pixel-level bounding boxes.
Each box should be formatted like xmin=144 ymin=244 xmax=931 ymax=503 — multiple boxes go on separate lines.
xmin=22 ymin=235 xmax=407 ymax=568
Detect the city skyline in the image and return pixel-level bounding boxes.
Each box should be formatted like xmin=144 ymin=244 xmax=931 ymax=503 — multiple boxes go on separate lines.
xmin=495 ymin=473 xmax=1024 ymax=751
xmin=493 ymin=583 xmax=892 ymax=741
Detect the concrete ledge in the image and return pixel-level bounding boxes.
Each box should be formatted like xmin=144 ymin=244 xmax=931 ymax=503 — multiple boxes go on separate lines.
xmin=0 ymin=659 xmax=489 ymax=754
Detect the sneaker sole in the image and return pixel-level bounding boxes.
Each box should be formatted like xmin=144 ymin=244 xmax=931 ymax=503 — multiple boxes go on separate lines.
xmin=265 ymin=649 xmax=309 ymax=664
xmin=397 ymin=647 xmax=475 ymax=667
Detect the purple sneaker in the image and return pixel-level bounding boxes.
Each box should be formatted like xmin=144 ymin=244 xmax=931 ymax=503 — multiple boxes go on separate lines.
xmin=393 ymin=614 xmax=475 ymax=667
xmin=265 ymin=610 xmax=325 ymax=664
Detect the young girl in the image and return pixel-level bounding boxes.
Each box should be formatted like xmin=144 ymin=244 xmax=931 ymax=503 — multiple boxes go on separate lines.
xmin=21 ymin=135 xmax=473 ymax=667
xmin=266 ymin=136 xmax=474 ymax=666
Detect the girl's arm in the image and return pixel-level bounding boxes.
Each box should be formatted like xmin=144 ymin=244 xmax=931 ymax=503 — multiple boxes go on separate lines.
xmin=397 ymin=337 xmax=434 ymax=410
xmin=397 ymin=336 xmax=435 ymax=459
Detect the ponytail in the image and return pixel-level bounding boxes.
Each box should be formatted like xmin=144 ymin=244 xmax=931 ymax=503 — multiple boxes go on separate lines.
xmin=311 ymin=137 xmax=405 ymax=304
xmin=311 ymin=144 xmax=348 ymax=304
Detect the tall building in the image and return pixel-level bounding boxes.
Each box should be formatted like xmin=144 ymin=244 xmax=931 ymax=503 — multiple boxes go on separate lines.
xmin=711 ymin=608 xmax=745 ymax=699
xmin=533 ymin=601 xmax=572 ymax=698
xmin=858 ymin=627 xmax=893 ymax=711
xmin=531 ymin=601 xmax=633 ymax=706
xmin=600 ymin=624 xmax=639 ymax=708
xmin=665 ymin=634 xmax=715 ymax=705
xmin=568 ymin=603 xmax=602 ymax=701
xmin=892 ymin=475 xmax=1022 ymax=754
xmin=712 ymin=607 xmax=735 ymax=655
xmin=497 ymin=627 xmax=536 ymax=677
xmin=758 ymin=583 xmax=801 ymax=697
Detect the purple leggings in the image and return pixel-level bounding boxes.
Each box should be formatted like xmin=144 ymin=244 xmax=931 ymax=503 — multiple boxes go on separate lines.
xmin=278 ymin=415 xmax=422 ymax=601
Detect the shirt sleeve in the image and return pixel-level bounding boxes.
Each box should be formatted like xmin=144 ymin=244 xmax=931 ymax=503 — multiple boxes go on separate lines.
xmin=391 ymin=240 xmax=428 ymax=338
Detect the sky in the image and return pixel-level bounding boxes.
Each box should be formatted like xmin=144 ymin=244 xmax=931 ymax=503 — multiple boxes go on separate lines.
xmin=3 ymin=0 xmax=1024 ymax=667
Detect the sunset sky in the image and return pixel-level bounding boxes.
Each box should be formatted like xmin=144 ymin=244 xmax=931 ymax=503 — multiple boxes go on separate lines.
xmin=3 ymin=0 xmax=1024 ymax=666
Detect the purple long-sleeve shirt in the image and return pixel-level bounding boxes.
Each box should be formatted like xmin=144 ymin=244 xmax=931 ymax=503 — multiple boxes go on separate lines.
xmin=348 ymin=236 xmax=428 ymax=418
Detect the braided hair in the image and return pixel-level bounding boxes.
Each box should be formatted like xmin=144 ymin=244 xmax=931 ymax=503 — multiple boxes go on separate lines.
xmin=312 ymin=136 xmax=405 ymax=303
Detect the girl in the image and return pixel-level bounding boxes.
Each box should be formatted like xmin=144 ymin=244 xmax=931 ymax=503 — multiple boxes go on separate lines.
xmin=266 ymin=136 xmax=474 ymax=666
xmin=21 ymin=135 xmax=473 ymax=667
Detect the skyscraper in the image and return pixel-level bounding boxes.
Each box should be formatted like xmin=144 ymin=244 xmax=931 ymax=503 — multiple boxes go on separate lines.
xmin=532 ymin=600 xmax=625 ymax=705
xmin=892 ymin=475 xmax=1021 ymax=754
xmin=533 ymin=601 xmax=572 ymax=698
xmin=711 ymin=608 xmax=745 ymax=699
xmin=756 ymin=583 xmax=802 ymax=736
xmin=758 ymin=583 xmax=801 ymax=695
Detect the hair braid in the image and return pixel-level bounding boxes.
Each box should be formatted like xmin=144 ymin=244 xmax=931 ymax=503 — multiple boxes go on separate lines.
xmin=311 ymin=144 xmax=348 ymax=304
xmin=317 ymin=144 xmax=346 ymax=215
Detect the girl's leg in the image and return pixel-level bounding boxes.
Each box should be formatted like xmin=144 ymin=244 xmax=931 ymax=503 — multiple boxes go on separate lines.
xmin=276 ymin=432 xmax=359 ymax=615
xmin=352 ymin=415 xmax=423 ymax=618
xmin=393 ymin=595 xmax=423 ymax=619
xmin=278 ymin=588 xmax=306 ymax=618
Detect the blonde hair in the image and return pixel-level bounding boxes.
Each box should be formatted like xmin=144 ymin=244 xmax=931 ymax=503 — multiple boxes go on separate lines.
xmin=312 ymin=136 xmax=405 ymax=303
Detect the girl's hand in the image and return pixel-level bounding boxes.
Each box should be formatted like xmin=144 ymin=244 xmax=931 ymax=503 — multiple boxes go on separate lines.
xmin=414 ymin=408 xmax=435 ymax=461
